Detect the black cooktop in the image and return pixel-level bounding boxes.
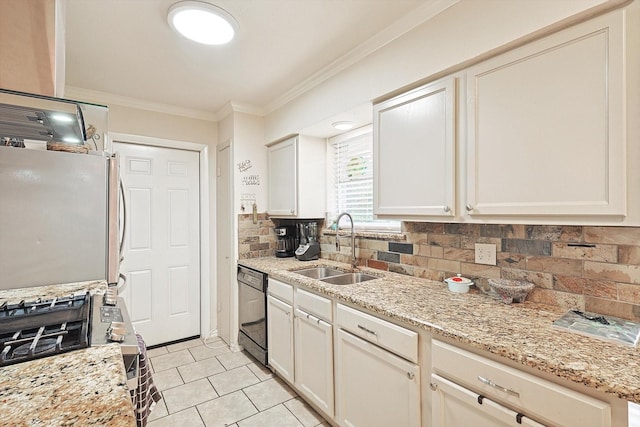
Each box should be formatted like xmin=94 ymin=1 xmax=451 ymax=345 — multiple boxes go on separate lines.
xmin=0 ymin=292 xmax=91 ymax=366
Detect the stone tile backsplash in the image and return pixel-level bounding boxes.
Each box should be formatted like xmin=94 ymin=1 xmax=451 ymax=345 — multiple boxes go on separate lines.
xmin=238 ymin=214 xmax=640 ymax=321
xmin=238 ymin=213 xmax=276 ymax=259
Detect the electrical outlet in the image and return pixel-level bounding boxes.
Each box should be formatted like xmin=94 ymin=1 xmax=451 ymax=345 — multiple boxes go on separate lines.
xmin=475 ymin=243 xmax=497 ymax=265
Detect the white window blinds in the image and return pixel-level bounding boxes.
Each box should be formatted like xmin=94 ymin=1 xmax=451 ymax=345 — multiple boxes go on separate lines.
xmin=328 ymin=125 xmax=400 ymax=231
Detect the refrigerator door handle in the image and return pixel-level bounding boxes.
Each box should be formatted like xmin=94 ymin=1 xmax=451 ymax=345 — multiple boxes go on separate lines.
xmin=118 ymin=272 xmax=128 ymax=292
xmin=107 ymin=153 xmax=121 ymax=285
xmin=119 ymin=177 xmax=127 ymax=261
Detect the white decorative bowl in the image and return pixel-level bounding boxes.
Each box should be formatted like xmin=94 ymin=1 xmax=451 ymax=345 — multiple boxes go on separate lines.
xmin=488 ymin=279 xmax=535 ymax=304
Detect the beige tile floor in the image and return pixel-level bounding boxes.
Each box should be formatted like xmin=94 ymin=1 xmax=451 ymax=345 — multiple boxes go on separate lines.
xmin=146 ymin=337 xmax=330 ymax=427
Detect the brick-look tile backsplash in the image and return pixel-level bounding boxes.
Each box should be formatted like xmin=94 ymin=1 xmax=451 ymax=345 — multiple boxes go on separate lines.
xmin=237 ymin=215 xmax=640 ymax=321
xmin=238 ymin=214 xmax=276 ymax=259
xmin=320 ymin=222 xmax=640 ymax=321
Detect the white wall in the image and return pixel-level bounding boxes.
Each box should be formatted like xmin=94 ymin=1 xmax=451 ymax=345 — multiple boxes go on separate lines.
xmin=232 ymin=112 xmax=267 ymax=216
xmin=217 ymin=110 xmax=268 ymax=217
xmin=264 ymin=0 xmax=616 ymax=141
xmin=215 ymin=109 xmax=265 ymax=348
xmin=107 ymin=104 xmax=216 ymax=145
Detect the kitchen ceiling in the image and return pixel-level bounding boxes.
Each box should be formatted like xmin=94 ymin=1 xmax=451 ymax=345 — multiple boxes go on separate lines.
xmin=64 ymin=0 xmax=444 ymax=120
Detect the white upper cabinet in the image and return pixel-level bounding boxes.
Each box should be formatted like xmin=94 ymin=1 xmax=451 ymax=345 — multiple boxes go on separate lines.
xmin=374 ymin=77 xmax=456 ymax=217
xmin=267 ymin=137 xmax=297 ymax=217
xmin=267 ymin=134 xmax=326 ymax=218
xmin=465 ymin=11 xmax=625 ymax=218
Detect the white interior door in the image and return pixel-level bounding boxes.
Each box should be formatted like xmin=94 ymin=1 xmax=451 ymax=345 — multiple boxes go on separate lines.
xmin=216 ymin=142 xmax=232 ymax=344
xmin=114 ymin=141 xmax=201 ymax=346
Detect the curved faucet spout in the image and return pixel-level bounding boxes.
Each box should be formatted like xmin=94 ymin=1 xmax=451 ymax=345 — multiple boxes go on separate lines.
xmin=336 ymin=212 xmax=357 ymax=269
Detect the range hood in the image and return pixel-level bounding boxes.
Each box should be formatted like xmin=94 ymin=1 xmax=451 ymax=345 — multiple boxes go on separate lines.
xmin=0 ymin=89 xmax=86 ymax=144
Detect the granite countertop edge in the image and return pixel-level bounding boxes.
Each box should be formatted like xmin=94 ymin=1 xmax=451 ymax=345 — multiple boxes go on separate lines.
xmin=0 ymin=280 xmax=136 ymax=426
xmin=239 ymin=257 xmax=640 ymax=404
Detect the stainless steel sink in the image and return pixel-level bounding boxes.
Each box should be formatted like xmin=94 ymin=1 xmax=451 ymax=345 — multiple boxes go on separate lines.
xmin=320 ymin=272 xmax=378 ymax=285
xmin=294 ymin=267 xmax=344 ymax=279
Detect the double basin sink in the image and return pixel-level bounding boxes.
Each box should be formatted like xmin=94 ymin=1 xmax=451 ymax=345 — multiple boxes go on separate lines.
xmin=293 ymin=267 xmax=377 ymax=285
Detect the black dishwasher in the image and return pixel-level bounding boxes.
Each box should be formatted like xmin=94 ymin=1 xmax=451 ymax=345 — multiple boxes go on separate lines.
xmin=237 ymin=265 xmax=268 ymax=365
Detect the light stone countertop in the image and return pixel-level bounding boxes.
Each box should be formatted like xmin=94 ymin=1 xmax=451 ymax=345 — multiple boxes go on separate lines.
xmin=0 ymin=281 xmax=136 ymax=426
xmin=239 ymin=257 xmax=640 ymax=404
xmin=0 ymin=279 xmax=107 ymax=305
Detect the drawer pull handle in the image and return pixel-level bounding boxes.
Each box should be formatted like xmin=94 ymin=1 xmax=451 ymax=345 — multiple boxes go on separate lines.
xmin=477 ymin=376 xmax=520 ymax=398
xmin=357 ymin=324 xmax=377 ymax=336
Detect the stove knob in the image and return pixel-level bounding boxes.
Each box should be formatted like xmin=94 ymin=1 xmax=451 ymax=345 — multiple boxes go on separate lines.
xmin=108 ymin=322 xmax=127 ymax=342
xmin=103 ymin=287 xmax=118 ymax=306
xmin=108 ymin=331 xmax=126 ymax=343
xmin=109 ymin=321 xmax=125 ymax=330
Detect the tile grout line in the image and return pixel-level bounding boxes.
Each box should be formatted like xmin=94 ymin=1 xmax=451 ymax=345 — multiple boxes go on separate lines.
xmin=147 ymin=339 xmax=326 ymax=426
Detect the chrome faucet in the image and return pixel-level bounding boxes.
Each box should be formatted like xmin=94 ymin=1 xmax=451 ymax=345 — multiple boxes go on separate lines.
xmin=335 ymin=212 xmax=357 ymax=269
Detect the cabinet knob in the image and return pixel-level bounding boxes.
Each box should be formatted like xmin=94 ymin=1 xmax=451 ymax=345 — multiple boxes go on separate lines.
xmin=465 ymin=204 xmax=473 ymax=212
xmin=290 ymin=209 xmax=295 ymax=214
xmin=407 ymin=371 xmax=415 ymax=380
xmin=430 ymin=382 xmax=438 ymax=391
xmin=443 ymin=206 xmax=451 ymax=213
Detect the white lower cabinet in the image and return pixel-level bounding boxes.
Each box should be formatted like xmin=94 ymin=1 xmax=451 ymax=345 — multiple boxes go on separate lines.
xmin=335 ymin=305 xmax=420 ymax=427
xmin=431 ymin=340 xmax=611 ymax=427
xmin=266 ymin=294 xmax=294 ymax=383
xmin=431 ymin=374 xmax=544 ymax=426
xmin=294 ymin=307 xmax=334 ymax=417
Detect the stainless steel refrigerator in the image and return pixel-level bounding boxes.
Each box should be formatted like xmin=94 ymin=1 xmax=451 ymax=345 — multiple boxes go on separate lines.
xmin=0 ymin=146 xmax=122 ymax=290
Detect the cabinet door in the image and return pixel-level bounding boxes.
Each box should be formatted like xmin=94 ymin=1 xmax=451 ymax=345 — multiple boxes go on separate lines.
xmin=431 ymin=374 xmax=545 ymax=427
xmin=267 ymin=295 xmax=294 ymax=383
xmin=335 ymin=329 xmax=420 ymax=427
xmin=294 ymin=308 xmax=334 ymax=418
xmin=374 ymin=77 xmax=456 ymax=217
xmin=268 ymin=137 xmax=297 ymax=216
xmin=465 ymin=11 xmax=624 ymax=218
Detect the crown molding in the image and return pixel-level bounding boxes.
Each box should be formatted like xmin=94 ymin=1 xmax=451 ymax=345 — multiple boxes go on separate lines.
xmin=264 ymin=0 xmax=459 ymax=114
xmin=64 ymin=86 xmax=218 ymax=121
xmin=214 ymin=101 xmax=265 ymax=120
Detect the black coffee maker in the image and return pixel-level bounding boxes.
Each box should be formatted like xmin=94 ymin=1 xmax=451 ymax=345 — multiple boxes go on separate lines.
xmin=275 ymin=226 xmax=297 ymax=258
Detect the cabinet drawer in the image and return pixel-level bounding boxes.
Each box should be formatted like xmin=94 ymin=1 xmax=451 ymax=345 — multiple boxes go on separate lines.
xmin=336 ymin=303 xmax=418 ymax=363
xmin=295 ymin=288 xmax=332 ymax=322
xmin=432 ymin=340 xmax=610 ymax=427
xmin=268 ymin=278 xmax=293 ymax=304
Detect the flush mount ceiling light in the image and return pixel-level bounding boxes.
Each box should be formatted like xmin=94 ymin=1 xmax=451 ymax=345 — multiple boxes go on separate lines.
xmin=332 ymin=121 xmax=355 ymax=131
xmin=168 ymin=1 xmax=238 ymax=45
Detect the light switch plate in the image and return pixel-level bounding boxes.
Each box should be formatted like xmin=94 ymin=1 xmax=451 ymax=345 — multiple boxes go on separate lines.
xmin=475 ymin=243 xmax=497 ymax=265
